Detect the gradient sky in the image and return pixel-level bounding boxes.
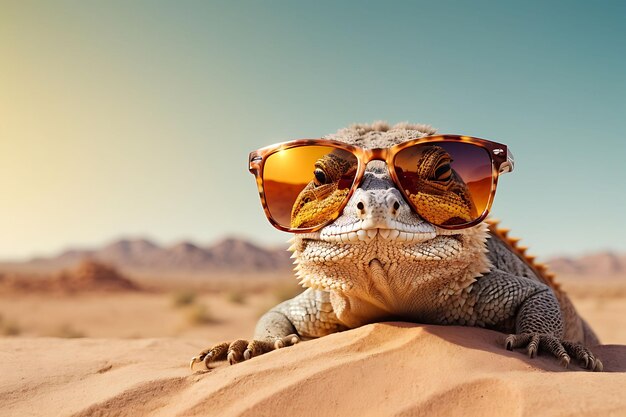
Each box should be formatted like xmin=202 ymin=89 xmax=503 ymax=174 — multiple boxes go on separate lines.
xmin=1 ymin=1 xmax=625 ymax=260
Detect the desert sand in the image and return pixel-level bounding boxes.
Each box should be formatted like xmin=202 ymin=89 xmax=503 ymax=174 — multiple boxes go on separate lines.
xmin=0 ymin=267 xmax=625 ymax=417
xmin=1 ymin=323 xmax=625 ymax=417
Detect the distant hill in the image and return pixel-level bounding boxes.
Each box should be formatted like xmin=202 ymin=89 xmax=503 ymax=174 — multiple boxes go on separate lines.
xmin=0 ymin=260 xmax=138 ymax=293
xmin=546 ymin=251 xmax=626 ymax=276
xmin=2 ymin=236 xmax=624 ymax=278
xmin=16 ymin=237 xmax=293 ymax=273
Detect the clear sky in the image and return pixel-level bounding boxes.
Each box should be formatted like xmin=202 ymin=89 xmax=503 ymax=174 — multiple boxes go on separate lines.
xmin=1 ymin=1 xmax=625 ymax=260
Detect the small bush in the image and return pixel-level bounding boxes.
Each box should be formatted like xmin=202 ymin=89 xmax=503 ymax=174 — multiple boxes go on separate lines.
xmin=171 ymin=290 xmax=197 ymax=308
xmin=185 ymin=303 xmax=216 ymax=325
xmin=49 ymin=323 xmax=85 ymax=338
xmin=226 ymin=290 xmax=247 ymax=305
xmin=0 ymin=320 xmax=21 ymax=336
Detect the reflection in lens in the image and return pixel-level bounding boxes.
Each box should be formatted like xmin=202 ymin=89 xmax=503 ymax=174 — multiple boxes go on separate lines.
xmin=394 ymin=142 xmax=493 ymax=226
xmin=263 ymin=146 xmax=358 ymax=229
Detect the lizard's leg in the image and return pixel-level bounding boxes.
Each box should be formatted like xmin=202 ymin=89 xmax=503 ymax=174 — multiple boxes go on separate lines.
xmin=189 ymin=308 xmax=300 ymax=371
xmin=467 ymin=271 xmax=602 ymax=371
xmin=190 ymin=289 xmax=345 ymax=371
xmin=504 ymin=288 xmax=603 ymax=371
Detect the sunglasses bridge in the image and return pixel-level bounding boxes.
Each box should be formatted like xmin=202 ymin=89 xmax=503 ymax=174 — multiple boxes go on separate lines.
xmin=357 ymin=147 xmax=392 ymax=164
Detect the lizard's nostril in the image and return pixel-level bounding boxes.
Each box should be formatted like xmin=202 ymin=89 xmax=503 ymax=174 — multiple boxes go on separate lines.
xmin=393 ymin=201 xmax=400 ymax=211
xmin=357 ymin=202 xmax=365 ymax=211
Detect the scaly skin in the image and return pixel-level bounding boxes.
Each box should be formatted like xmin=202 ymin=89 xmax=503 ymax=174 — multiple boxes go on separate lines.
xmin=191 ymin=122 xmax=602 ymax=372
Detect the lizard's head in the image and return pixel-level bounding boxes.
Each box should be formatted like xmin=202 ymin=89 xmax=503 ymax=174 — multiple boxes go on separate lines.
xmin=290 ymin=122 xmax=490 ymax=294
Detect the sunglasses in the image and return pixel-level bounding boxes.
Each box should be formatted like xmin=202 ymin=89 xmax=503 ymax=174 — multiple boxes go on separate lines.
xmin=248 ymin=135 xmax=514 ymax=233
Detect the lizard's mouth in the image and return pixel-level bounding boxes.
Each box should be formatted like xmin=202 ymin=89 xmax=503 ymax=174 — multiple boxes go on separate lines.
xmin=313 ymin=220 xmax=451 ymax=244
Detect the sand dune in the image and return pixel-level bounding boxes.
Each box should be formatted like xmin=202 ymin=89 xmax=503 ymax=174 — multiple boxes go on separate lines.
xmin=1 ymin=323 xmax=625 ymax=417
xmin=0 ymin=260 xmax=138 ymax=294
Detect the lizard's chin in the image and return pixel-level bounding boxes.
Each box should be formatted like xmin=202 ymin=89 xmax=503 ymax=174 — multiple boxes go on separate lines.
xmin=290 ymin=219 xmax=487 ymax=270
xmin=297 ymin=233 xmax=464 ymax=259
xmin=290 ymin=232 xmax=469 ymax=293
xmin=292 ymin=227 xmax=467 ymax=268
xmin=289 ymin=221 xmax=489 ymax=293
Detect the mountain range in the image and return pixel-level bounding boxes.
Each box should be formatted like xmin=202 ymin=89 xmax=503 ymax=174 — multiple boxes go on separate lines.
xmin=3 ymin=237 xmax=625 ymax=276
xmin=23 ymin=237 xmax=293 ymax=272
xmin=544 ymin=252 xmax=626 ymax=276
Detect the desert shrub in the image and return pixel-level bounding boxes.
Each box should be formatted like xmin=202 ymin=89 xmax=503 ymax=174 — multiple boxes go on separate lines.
xmin=185 ymin=303 xmax=216 ymax=325
xmin=0 ymin=315 xmax=21 ymax=336
xmin=171 ymin=290 xmax=197 ymax=308
xmin=49 ymin=323 xmax=85 ymax=338
xmin=226 ymin=290 xmax=247 ymax=305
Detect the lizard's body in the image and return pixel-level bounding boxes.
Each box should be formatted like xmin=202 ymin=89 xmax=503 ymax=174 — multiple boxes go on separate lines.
xmin=192 ymin=122 xmax=601 ymax=371
xmin=268 ymin=224 xmax=597 ymax=345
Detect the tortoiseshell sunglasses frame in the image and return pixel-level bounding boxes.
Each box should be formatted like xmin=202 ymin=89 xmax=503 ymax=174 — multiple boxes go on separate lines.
xmin=248 ymin=135 xmax=514 ymax=233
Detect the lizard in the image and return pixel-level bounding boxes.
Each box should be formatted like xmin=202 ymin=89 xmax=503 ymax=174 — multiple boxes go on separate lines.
xmin=190 ymin=121 xmax=602 ymax=372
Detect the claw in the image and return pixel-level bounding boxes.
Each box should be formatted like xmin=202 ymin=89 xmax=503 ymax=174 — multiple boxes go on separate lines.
xmin=582 ymin=355 xmax=594 ymax=370
xmin=595 ymin=359 xmax=604 ymax=372
xmin=203 ymin=352 xmax=216 ymax=368
xmin=505 ymin=335 xmax=515 ymax=351
xmin=588 ymin=357 xmax=595 ymax=370
xmin=244 ymin=349 xmax=252 ymax=360
xmin=274 ymin=334 xmax=300 ymax=349
xmin=227 ymin=340 xmax=248 ymax=365
xmin=190 ymin=356 xmax=206 ymax=372
xmin=527 ymin=336 xmax=539 ymax=358
xmin=559 ymin=354 xmax=570 ymax=368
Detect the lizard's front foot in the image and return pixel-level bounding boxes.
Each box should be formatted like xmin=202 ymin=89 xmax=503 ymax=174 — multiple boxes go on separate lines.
xmin=505 ymin=333 xmax=603 ymax=371
xmin=189 ymin=334 xmax=300 ymax=372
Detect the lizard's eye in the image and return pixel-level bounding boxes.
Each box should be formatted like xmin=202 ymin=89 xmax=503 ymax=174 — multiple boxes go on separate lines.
xmin=432 ymin=161 xmax=452 ymax=182
xmin=313 ymin=168 xmax=328 ymax=186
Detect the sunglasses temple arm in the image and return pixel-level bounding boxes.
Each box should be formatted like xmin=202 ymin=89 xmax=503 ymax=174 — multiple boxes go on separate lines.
xmin=249 ymin=153 xmax=263 ymax=174
xmin=499 ymin=148 xmax=515 ymax=174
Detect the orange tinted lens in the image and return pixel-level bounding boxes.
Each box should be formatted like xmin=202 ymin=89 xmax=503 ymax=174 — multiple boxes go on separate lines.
xmin=393 ymin=141 xmax=493 ymax=227
xmin=263 ymin=145 xmax=358 ymax=229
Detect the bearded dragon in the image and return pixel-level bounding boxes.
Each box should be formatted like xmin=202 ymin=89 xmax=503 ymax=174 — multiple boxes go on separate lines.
xmin=191 ymin=122 xmax=602 ymax=371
